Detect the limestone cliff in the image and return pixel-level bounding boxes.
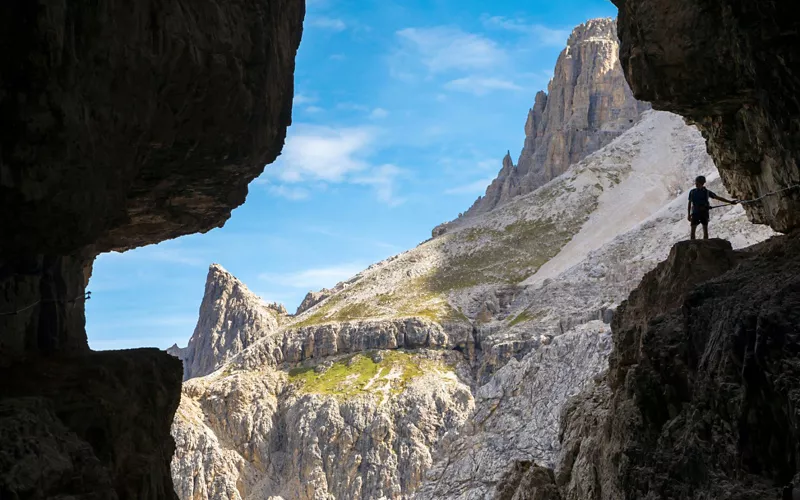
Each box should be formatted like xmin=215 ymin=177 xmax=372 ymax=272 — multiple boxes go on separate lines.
xmin=463 ymin=18 xmax=648 ymax=218
xmin=0 ymin=0 xmax=304 ymax=497
xmin=612 ymin=0 xmax=800 ymax=232
xmin=170 ymin=111 xmax=775 ymax=499
xmin=175 ymin=264 xmax=287 ymax=380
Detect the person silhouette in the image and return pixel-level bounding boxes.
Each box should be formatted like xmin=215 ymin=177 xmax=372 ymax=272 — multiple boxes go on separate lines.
xmin=687 ymin=175 xmax=737 ymax=240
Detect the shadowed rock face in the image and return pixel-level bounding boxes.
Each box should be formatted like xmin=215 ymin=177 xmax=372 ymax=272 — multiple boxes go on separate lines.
xmin=497 ymin=236 xmax=800 ymax=499
xmin=0 ymin=0 xmax=303 ymax=256
xmin=611 ymin=0 xmax=800 ymax=232
xmin=0 ymin=0 xmax=304 ymax=497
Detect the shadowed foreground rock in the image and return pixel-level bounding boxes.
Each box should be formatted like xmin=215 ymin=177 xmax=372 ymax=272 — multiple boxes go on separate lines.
xmin=497 ymin=236 xmax=800 ymax=499
xmin=612 ymin=0 xmax=800 ymax=232
xmin=0 ymin=0 xmax=304 ymax=497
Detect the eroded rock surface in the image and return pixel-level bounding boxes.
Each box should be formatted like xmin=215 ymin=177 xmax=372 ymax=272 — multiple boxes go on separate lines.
xmin=0 ymin=0 xmax=304 ymax=497
xmin=173 ymin=264 xmax=287 ymax=380
xmin=172 ymin=350 xmax=473 ymax=500
xmin=0 ymin=349 xmax=183 ymax=499
xmin=463 ymin=18 xmax=648 ymax=217
xmin=612 ymin=0 xmax=800 ymax=232
xmin=500 ymin=236 xmax=800 ymax=500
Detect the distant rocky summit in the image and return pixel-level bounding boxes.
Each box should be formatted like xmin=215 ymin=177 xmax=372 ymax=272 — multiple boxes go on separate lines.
xmin=171 ymin=264 xmax=288 ymax=380
xmin=167 ymin=17 xmax=776 ymax=500
xmin=462 ymin=18 xmax=649 ymax=218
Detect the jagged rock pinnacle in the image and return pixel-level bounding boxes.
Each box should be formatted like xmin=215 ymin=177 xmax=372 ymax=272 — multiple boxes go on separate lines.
xmin=463 ymin=18 xmax=649 ymax=218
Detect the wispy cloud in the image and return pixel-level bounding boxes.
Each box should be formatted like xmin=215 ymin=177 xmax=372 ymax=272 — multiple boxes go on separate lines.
xmin=336 ymin=102 xmax=370 ymax=112
xmin=353 ymin=164 xmax=407 ymax=206
xmin=293 ymin=93 xmax=315 ymax=105
xmin=370 ymin=108 xmax=389 ymax=119
xmin=302 ymin=226 xmax=401 ymax=252
xmin=259 ymin=263 xmax=366 ymax=290
xmin=267 ymin=184 xmax=310 ymax=200
xmin=481 ymin=15 xmax=570 ymax=47
xmin=396 ymin=27 xmax=507 ymax=73
xmin=445 ymin=177 xmax=495 ymax=195
xmin=271 ymin=125 xmax=376 ymax=183
xmin=444 ymin=76 xmax=522 ymax=95
xmin=264 ymin=125 xmax=405 ymax=205
xmin=305 ymin=105 xmax=324 ymax=113
xmin=308 ymin=17 xmax=347 ymax=31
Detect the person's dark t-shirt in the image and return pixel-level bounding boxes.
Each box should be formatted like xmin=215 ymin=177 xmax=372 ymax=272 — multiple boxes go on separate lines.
xmin=688 ymin=187 xmax=717 ymax=213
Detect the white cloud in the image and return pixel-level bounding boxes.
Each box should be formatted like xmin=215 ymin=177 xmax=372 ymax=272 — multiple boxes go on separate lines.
xmin=330 ymin=53 xmax=346 ymax=61
xmin=336 ymin=102 xmax=370 ymax=112
xmin=267 ymin=184 xmax=310 ymax=200
xmin=444 ymin=76 xmax=522 ymax=95
xmin=305 ymin=105 xmax=324 ymax=113
xmin=259 ymin=263 xmax=366 ymax=290
xmin=308 ymin=17 xmax=347 ymax=31
xmin=266 ymin=125 xmax=405 ymax=205
xmin=293 ymin=93 xmax=315 ymax=105
xmin=370 ymin=108 xmax=389 ymax=119
xmin=272 ymin=125 xmax=375 ymax=183
xmin=396 ymin=27 xmax=506 ymax=73
xmin=481 ymin=15 xmax=569 ymax=47
xmin=476 ymin=159 xmax=498 ymax=171
xmin=353 ymin=164 xmax=406 ymax=206
xmin=445 ymin=177 xmax=495 ymax=195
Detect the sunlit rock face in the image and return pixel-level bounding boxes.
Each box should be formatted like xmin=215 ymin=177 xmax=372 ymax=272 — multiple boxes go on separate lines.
xmin=0 ymin=0 xmax=304 ymax=497
xmin=464 ymin=18 xmax=649 ymax=217
xmin=175 ymin=264 xmax=288 ymax=380
xmin=612 ymin=0 xmax=800 ymax=232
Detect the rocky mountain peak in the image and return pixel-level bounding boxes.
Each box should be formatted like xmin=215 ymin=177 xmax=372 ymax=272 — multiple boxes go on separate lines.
xmin=461 ymin=17 xmax=649 ymax=219
xmin=170 ymin=264 xmax=284 ymax=380
xmin=567 ymin=17 xmax=617 ymax=45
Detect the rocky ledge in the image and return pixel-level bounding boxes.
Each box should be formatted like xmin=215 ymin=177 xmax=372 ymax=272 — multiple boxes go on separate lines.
xmin=498 ymin=235 xmax=800 ymax=499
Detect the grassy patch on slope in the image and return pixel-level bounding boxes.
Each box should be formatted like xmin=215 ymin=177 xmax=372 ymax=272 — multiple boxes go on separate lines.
xmin=288 ymin=350 xmax=451 ymax=399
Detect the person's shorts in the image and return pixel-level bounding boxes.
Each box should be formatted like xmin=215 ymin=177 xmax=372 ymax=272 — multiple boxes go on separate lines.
xmin=691 ymin=210 xmax=710 ymax=226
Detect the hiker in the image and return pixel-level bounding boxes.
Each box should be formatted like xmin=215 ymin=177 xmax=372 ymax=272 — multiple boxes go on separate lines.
xmin=687 ymin=175 xmax=737 ymax=240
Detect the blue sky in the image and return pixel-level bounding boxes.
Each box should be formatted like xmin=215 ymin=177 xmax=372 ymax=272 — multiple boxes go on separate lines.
xmin=87 ymin=0 xmax=618 ymax=350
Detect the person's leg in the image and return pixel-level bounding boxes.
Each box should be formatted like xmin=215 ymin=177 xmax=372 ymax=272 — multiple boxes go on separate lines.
xmin=702 ymin=222 xmax=709 ymax=239
xmin=691 ymin=222 xmax=697 ymax=240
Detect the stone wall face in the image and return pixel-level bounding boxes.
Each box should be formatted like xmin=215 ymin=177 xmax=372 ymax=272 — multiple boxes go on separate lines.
xmin=0 ymin=0 xmax=304 ymax=497
xmin=612 ymin=0 xmax=800 ymax=232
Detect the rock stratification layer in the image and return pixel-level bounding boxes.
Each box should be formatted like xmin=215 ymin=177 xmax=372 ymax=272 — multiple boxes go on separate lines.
xmin=0 ymin=0 xmax=304 ymax=498
xmin=612 ymin=0 xmax=800 ymax=232
xmin=464 ymin=18 xmax=648 ymax=217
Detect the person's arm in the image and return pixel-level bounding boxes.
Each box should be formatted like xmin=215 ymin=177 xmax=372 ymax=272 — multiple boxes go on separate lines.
xmin=687 ymin=192 xmax=693 ymax=221
xmin=709 ymin=190 xmax=737 ymax=204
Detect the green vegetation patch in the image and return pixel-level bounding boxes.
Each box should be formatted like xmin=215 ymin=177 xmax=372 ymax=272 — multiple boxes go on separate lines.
xmin=288 ymin=350 xmax=451 ymax=399
xmin=508 ymin=307 xmax=547 ymax=327
xmin=423 ymin=218 xmax=578 ymax=292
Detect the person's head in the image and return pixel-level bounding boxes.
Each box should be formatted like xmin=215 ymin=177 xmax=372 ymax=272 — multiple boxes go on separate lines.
xmin=695 ymin=175 xmax=706 ymax=188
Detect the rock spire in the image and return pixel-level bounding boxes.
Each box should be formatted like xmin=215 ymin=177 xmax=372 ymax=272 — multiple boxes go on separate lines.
xmin=465 ymin=18 xmax=649 ymax=217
